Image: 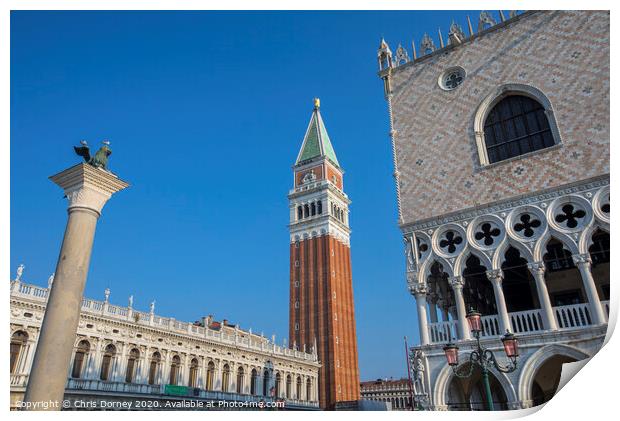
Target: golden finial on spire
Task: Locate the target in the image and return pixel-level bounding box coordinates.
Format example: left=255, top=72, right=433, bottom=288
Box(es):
left=313, top=97, right=320, bottom=109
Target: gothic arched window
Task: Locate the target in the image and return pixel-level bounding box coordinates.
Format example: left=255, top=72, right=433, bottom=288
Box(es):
left=100, top=344, right=116, bottom=381
left=317, top=200, right=323, bottom=214
left=206, top=361, right=215, bottom=390
left=250, top=369, right=258, bottom=395
left=296, top=376, right=302, bottom=399
left=148, top=352, right=161, bottom=385
left=10, top=331, right=29, bottom=374
left=306, top=378, right=312, bottom=401
left=125, top=348, right=139, bottom=383
left=222, top=364, right=231, bottom=392
left=483, top=95, right=554, bottom=164
left=311, top=202, right=316, bottom=216
left=263, top=369, right=270, bottom=396
left=286, top=374, right=292, bottom=398
left=297, top=206, right=303, bottom=220
left=236, top=366, right=245, bottom=394
left=169, top=355, right=181, bottom=385
left=189, top=358, right=199, bottom=388
left=275, top=372, right=281, bottom=397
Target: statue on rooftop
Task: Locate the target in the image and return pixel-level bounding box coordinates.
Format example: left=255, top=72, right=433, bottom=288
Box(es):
left=47, top=273, right=55, bottom=289
left=15, top=264, right=25, bottom=281
left=74, top=140, right=112, bottom=170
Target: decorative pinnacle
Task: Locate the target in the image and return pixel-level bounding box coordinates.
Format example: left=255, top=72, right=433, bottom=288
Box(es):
left=313, top=97, right=320, bottom=110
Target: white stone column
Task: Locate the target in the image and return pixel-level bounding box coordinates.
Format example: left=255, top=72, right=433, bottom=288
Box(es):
left=20, top=339, right=37, bottom=375
left=527, top=261, right=558, bottom=330
left=87, top=340, right=104, bottom=380
left=230, top=362, right=237, bottom=393
left=160, top=352, right=171, bottom=385
left=140, top=348, right=150, bottom=384
left=215, top=361, right=223, bottom=391
left=449, top=276, right=471, bottom=340
left=486, top=269, right=512, bottom=334
left=113, top=343, right=125, bottom=382
left=410, top=283, right=430, bottom=345
left=572, top=253, right=606, bottom=325
left=24, top=163, right=128, bottom=409
left=257, top=367, right=264, bottom=396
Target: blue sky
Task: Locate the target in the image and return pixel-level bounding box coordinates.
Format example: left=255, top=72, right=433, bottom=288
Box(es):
left=11, top=10, right=481, bottom=380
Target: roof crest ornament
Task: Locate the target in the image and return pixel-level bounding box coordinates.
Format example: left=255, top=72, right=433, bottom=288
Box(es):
left=420, top=33, right=436, bottom=55
left=478, top=11, right=497, bottom=32
left=395, top=43, right=410, bottom=66
left=448, top=21, right=466, bottom=45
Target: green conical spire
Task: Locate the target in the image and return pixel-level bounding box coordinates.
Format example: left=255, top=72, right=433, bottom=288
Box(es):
left=295, top=98, right=340, bottom=167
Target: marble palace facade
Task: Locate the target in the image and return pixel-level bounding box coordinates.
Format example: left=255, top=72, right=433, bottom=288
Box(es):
left=378, top=10, right=610, bottom=410
left=10, top=277, right=320, bottom=410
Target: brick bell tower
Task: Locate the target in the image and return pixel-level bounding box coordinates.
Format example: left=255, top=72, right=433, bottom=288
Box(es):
left=288, top=98, right=360, bottom=409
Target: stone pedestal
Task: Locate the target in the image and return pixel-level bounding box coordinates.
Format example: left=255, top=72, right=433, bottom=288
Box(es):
left=23, top=163, right=128, bottom=410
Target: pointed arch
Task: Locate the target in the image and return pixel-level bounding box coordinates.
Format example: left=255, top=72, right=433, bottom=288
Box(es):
left=579, top=222, right=609, bottom=254
left=493, top=238, right=534, bottom=270
left=534, top=232, right=578, bottom=262
left=419, top=255, right=454, bottom=280
left=454, top=246, right=492, bottom=276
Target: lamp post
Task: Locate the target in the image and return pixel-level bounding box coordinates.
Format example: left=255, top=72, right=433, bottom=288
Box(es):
left=442, top=309, right=519, bottom=411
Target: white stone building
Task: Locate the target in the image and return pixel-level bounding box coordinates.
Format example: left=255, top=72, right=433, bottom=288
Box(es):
left=378, top=11, right=610, bottom=410
left=360, top=378, right=413, bottom=410
left=10, top=276, right=320, bottom=410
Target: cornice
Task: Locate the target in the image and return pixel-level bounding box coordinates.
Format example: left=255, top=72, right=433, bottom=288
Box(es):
left=400, top=175, right=609, bottom=234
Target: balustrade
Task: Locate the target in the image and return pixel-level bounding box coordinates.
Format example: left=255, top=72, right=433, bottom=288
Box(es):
left=10, top=281, right=319, bottom=366
left=510, top=309, right=545, bottom=334
left=428, top=320, right=458, bottom=344
left=554, top=303, right=592, bottom=329
left=425, top=302, right=609, bottom=344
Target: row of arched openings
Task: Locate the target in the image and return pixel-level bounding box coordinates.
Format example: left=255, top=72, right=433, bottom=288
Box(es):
left=62, top=344, right=313, bottom=399
left=297, top=201, right=323, bottom=220
left=263, top=370, right=312, bottom=400
left=428, top=229, right=609, bottom=329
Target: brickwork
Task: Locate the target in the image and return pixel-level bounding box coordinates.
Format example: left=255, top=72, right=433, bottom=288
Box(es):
left=387, top=11, right=610, bottom=227
left=289, top=235, right=360, bottom=409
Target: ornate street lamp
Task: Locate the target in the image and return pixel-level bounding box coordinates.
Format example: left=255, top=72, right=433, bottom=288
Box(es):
left=442, top=308, right=519, bottom=411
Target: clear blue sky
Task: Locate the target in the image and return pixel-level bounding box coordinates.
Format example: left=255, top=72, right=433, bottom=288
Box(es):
left=11, top=10, right=480, bottom=381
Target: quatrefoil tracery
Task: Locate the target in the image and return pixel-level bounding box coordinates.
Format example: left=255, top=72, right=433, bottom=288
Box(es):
left=439, top=230, right=463, bottom=254
left=514, top=214, right=542, bottom=238
left=474, top=223, right=501, bottom=246
left=554, top=203, right=586, bottom=229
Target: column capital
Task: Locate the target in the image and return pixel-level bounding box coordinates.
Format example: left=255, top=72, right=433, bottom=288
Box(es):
left=449, top=276, right=465, bottom=290
left=527, top=261, right=546, bottom=275
left=409, top=282, right=428, bottom=297
left=50, top=163, right=129, bottom=215
left=486, top=269, right=504, bottom=283
left=572, top=253, right=592, bottom=266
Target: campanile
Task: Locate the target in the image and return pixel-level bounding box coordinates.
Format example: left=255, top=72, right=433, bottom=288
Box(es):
left=288, top=98, right=360, bottom=409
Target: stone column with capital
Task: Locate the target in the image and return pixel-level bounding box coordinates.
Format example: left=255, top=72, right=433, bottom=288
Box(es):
left=572, top=253, right=606, bottom=325
left=486, top=269, right=512, bottom=334
left=24, top=163, right=128, bottom=409
left=449, top=276, right=471, bottom=340
left=527, top=261, right=558, bottom=330
left=410, top=283, right=430, bottom=345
